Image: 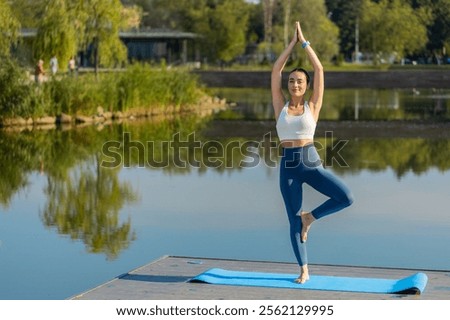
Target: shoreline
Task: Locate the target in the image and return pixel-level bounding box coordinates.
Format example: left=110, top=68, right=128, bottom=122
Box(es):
left=0, top=95, right=228, bottom=130
left=203, top=119, right=450, bottom=139
left=193, top=70, right=450, bottom=89
left=3, top=69, right=449, bottom=130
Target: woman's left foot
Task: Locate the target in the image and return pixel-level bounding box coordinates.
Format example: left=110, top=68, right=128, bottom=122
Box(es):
left=300, top=211, right=315, bottom=243
left=294, top=273, right=310, bottom=284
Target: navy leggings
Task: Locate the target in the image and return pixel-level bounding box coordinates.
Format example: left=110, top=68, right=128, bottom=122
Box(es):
left=279, top=144, right=354, bottom=266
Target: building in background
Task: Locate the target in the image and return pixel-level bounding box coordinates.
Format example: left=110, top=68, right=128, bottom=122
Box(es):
left=17, top=28, right=200, bottom=68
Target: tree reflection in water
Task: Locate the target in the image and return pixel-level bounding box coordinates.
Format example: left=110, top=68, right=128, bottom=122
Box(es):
left=41, top=154, right=138, bottom=260
left=321, top=138, right=450, bottom=179
left=1, top=110, right=449, bottom=258
left=0, top=114, right=208, bottom=259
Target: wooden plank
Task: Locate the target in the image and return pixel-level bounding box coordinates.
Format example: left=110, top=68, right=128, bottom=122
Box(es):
left=71, top=256, right=450, bottom=300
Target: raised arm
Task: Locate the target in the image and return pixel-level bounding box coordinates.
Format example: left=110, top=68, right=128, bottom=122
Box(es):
left=271, top=24, right=299, bottom=120
left=297, top=22, right=324, bottom=122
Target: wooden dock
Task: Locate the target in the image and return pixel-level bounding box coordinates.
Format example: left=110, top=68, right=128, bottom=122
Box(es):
left=71, top=256, right=450, bottom=300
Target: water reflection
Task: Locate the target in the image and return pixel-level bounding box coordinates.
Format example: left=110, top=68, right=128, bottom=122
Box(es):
left=0, top=115, right=210, bottom=259
left=323, top=138, right=450, bottom=178
left=1, top=103, right=450, bottom=299
left=41, top=157, right=138, bottom=260
left=0, top=85, right=450, bottom=259
left=1, top=104, right=449, bottom=261
left=211, top=88, right=450, bottom=121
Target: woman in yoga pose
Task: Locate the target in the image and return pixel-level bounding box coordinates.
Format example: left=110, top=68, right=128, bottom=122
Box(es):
left=271, top=21, right=354, bottom=284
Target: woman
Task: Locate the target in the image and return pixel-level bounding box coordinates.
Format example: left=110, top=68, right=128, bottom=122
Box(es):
left=271, top=21, right=354, bottom=284
left=34, top=59, right=45, bottom=84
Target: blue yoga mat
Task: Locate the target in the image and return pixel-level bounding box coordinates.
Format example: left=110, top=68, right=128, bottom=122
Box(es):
left=190, top=268, right=428, bottom=295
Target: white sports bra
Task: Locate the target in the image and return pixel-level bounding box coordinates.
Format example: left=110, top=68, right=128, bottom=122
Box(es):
left=276, top=101, right=316, bottom=140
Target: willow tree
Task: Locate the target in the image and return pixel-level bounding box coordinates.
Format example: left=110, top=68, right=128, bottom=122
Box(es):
left=10, top=0, right=43, bottom=28
left=75, top=0, right=129, bottom=73
left=33, top=0, right=77, bottom=70
left=0, top=0, right=20, bottom=57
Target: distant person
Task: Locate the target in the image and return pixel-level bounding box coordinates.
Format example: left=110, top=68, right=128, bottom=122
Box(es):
left=50, top=55, right=58, bottom=75
left=271, top=21, right=354, bottom=284
left=68, top=56, right=76, bottom=75
left=34, top=59, right=45, bottom=84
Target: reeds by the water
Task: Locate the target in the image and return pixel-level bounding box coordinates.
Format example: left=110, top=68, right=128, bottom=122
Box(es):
left=0, top=60, right=204, bottom=120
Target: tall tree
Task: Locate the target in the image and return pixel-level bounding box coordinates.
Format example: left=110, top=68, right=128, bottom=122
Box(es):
left=10, top=0, right=43, bottom=28
left=283, top=0, right=292, bottom=47
left=360, top=0, right=431, bottom=63
left=33, top=0, right=77, bottom=70
left=202, top=0, right=250, bottom=63
left=133, top=0, right=250, bottom=64
left=262, top=0, right=276, bottom=44
left=408, top=0, right=450, bottom=60
left=76, top=0, right=129, bottom=73
left=271, top=0, right=339, bottom=64
left=325, top=0, right=364, bottom=60
left=129, top=0, right=184, bottom=29
left=0, top=0, right=20, bottom=57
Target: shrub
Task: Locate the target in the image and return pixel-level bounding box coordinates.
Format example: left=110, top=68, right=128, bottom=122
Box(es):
left=0, top=56, right=35, bottom=118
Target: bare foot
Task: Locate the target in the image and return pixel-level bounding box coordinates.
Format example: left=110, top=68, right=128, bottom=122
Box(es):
left=300, top=211, right=315, bottom=243
left=294, top=274, right=310, bottom=284
left=295, top=267, right=310, bottom=284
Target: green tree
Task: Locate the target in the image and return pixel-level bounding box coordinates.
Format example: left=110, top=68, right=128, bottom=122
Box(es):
left=33, top=0, right=77, bottom=71
left=269, top=0, right=339, bottom=65
left=360, top=0, right=431, bottom=63
left=129, top=0, right=250, bottom=64
left=129, top=0, right=181, bottom=28
left=75, top=0, right=129, bottom=72
left=182, top=0, right=250, bottom=64
left=10, top=0, right=44, bottom=28
left=0, top=0, right=20, bottom=57
left=262, top=0, right=276, bottom=44
left=325, top=0, right=364, bottom=60
left=408, top=0, right=450, bottom=61
left=202, top=0, right=250, bottom=63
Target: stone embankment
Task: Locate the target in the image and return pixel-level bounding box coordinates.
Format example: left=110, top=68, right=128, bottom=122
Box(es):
left=0, top=95, right=228, bottom=130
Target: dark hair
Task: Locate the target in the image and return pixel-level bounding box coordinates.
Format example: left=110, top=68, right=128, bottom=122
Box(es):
left=289, top=67, right=310, bottom=85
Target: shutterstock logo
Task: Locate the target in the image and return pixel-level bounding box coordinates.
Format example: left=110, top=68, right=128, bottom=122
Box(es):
left=100, top=131, right=349, bottom=169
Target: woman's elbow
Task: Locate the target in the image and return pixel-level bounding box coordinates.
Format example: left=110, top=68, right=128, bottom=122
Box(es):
left=315, top=64, right=324, bottom=73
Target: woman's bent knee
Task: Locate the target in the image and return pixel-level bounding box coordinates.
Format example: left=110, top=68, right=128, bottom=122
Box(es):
left=343, top=191, right=354, bottom=207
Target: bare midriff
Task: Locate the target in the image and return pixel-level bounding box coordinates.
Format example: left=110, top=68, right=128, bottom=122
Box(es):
left=280, top=139, right=314, bottom=148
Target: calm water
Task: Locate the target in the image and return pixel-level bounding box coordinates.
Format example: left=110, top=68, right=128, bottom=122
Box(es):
left=1, top=88, right=449, bottom=299
left=211, top=88, right=450, bottom=121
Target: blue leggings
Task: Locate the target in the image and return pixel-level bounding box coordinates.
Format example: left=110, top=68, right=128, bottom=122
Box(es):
left=279, top=144, right=354, bottom=266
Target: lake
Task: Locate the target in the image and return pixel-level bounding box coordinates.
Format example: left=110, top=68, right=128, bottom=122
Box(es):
left=0, top=88, right=449, bottom=299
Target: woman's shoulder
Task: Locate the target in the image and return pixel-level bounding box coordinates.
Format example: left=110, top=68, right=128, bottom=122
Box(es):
left=305, top=100, right=315, bottom=114
left=280, top=101, right=289, bottom=112
left=304, top=100, right=311, bottom=108
left=275, top=101, right=288, bottom=121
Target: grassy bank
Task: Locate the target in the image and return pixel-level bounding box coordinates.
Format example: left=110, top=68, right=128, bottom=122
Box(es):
left=0, top=58, right=207, bottom=124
